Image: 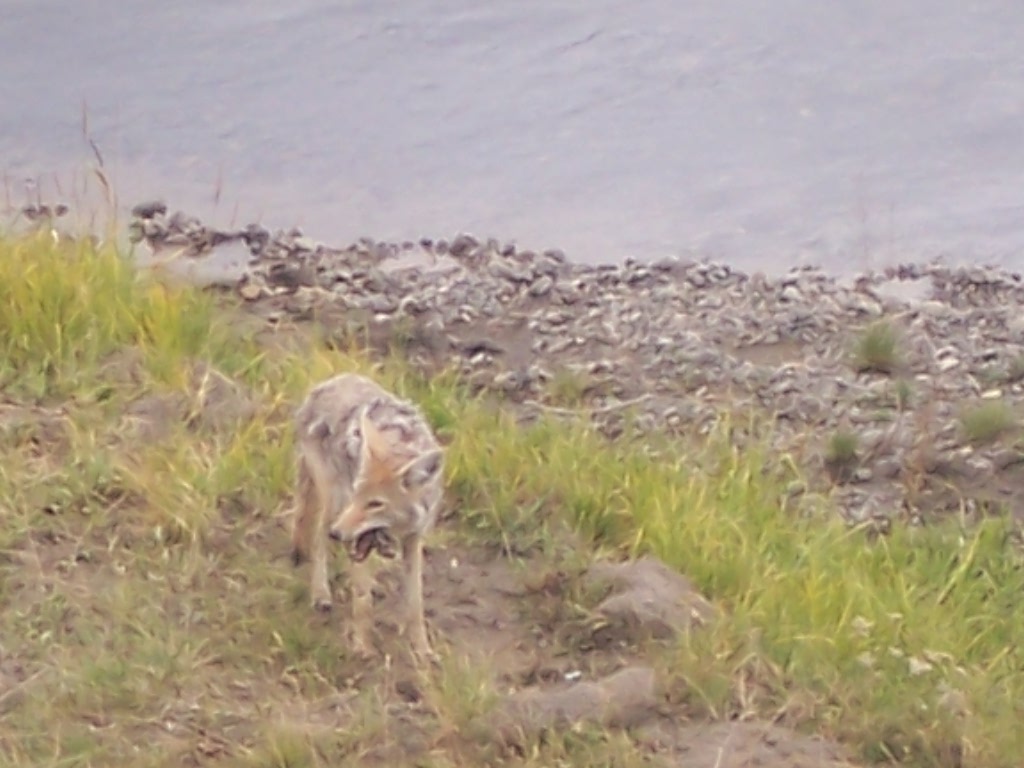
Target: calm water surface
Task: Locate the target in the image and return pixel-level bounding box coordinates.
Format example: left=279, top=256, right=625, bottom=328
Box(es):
left=2, top=1, right=1023, bottom=274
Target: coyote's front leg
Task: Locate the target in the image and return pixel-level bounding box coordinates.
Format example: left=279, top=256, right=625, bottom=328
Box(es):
left=296, top=454, right=344, bottom=613
left=349, top=559, right=376, bottom=657
left=402, top=534, right=434, bottom=661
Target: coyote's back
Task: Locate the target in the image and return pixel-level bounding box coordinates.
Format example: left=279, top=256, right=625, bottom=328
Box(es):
left=290, top=372, right=445, bottom=661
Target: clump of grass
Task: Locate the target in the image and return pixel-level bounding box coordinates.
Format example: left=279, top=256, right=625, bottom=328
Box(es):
left=1005, top=354, right=1024, bottom=384
left=853, top=320, right=901, bottom=375
left=385, top=314, right=420, bottom=354
left=0, top=233, right=244, bottom=397
left=547, top=367, right=592, bottom=405
left=424, top=651, right=501, bottom=748
left=894, top=378, right=914, bottom=410
left=826, top=428, right=859, bottom=464
left=960, top=400, right=1019, bottom=445
left=823, top=428, right=860, bottom=483
left=319, top=307, right=374, bottom=353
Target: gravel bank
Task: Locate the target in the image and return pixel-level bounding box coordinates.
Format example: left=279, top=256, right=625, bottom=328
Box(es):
left=116, top=201, right=1024, bottom=529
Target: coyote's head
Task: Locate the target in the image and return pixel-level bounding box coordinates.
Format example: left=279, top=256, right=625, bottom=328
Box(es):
left=328, top=408, right=443, bottom=558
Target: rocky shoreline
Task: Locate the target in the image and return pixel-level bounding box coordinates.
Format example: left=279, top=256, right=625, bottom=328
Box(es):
left=97, top=202, right=1024, bottom=529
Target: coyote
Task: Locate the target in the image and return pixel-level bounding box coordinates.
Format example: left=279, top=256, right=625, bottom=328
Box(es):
left=291, top=373, right=444, bottom=660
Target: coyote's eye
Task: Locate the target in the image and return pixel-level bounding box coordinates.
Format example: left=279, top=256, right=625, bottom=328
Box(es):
left=365, top=499, right=386, bottom=513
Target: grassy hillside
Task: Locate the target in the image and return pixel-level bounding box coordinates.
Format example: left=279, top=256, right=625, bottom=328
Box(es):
left=1, top=232, right=1022, bottom=766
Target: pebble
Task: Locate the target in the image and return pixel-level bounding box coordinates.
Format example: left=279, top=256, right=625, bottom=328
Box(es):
left=131, top=200, right=168, bottom=219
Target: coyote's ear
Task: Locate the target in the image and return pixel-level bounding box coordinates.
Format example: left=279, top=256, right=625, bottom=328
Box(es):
left=308, top=418, right=331, bottom=441
left=399, top=450, right=443, bottom=490
left=359, top=408, right=387, bottom=460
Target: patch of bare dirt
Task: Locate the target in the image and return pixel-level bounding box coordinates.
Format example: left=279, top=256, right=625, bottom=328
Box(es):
left=0, top=402, right=72, bottom=456
left=728, top=339, right=809, bottom=368
left=0, top=651, right=37, bottom=719
left=351, top=543, right=543, bottom=682
left=121, top=360, right=256, bottom=441
left=97, top=347, right=148, bottom=389
left=637, top=720, right=858, bottom=768
left=303, top=539, right=862, bottom=767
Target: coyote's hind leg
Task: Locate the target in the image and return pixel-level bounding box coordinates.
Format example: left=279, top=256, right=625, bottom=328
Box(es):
left=290, top=455, right=316, bottom=566
left=298, top=450, right=337, bottom=612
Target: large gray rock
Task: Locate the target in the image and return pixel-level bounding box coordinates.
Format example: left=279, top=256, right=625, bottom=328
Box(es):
left=586, top=556, right=718, bottom=643
left=489, top=666, right=658, bottom=745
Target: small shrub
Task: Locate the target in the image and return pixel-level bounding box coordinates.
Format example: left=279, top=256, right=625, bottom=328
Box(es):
left=960, top=401, right=1018, bottom=445
left=1006, top=355, right=1024, bottom=384
left=824, top=429, right=860, bottom=484
left=894, top=379, right=913, bottom=410
left=853, top=321, right=901, bottom=375
left=548, top=367, right=592, bottom=405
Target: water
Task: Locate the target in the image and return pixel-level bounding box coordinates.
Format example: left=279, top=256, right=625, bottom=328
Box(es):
left=3, top=0, right=1023, bottom=274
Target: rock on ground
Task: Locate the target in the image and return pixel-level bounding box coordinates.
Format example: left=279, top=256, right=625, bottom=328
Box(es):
left=586, top=556, right=718, bottom=643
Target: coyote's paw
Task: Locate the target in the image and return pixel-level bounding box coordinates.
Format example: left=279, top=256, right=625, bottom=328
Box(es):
left=415, top=650, right=440, bottom=669
left=311, top=596, right=333, bottom=613
left=349, top=636, right=376, bottom=661
left=410, top=639, right=439, bottom=668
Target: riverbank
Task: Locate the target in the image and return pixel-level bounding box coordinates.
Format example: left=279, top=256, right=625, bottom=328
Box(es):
left=135, top=201, right=1024, bottom=532
left=2, top=213, right=1023, bottom=766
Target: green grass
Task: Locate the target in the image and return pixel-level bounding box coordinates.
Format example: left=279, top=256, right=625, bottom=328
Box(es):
left=824, top=428, right=860, bottom=483
left=545, top=367, right=594, bottom=405
left=853, top=320, right=902, bottom=375
left=1, top=232, right=1024, bottom=766
left=960, top=400, right=1019, bottom=446
left=895, top=378, right=914, bottom=410
left=1005, top=354, right=1024, bottom=385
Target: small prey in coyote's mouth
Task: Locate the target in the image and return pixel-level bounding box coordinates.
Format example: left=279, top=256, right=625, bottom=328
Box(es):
left=351, top=527, right=398, bottom=562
